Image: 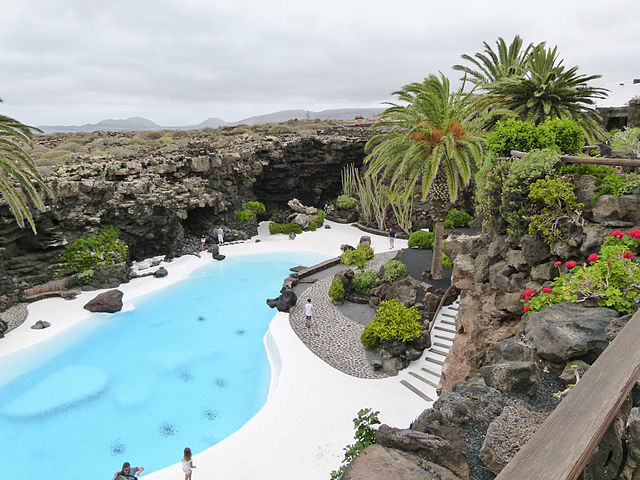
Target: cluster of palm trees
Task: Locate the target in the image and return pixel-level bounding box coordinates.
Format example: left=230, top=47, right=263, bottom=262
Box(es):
left=364, top=36, right=608, bottom=279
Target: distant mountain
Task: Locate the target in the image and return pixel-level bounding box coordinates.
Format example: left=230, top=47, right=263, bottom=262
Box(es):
left=36, top=108, right=385, bottom=134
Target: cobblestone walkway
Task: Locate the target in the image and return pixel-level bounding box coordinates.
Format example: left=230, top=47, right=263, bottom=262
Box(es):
left=289, top=251, right=398, bottom=379
left=3, top=303, right=28, bottom=333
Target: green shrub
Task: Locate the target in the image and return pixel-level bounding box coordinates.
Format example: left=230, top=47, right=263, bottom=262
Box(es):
left=526, top=176, right=583, bottom=242
left=341, top=249, right=367, bottom=270
left=308, top=210, right=325, bottom=231
left=356, top=242, right=374, bottom=260
left=525, top=230, right=640, bottom=314
left=329, top=280, right=345, bottom=301
left=408, top=231, right=434, bottom=249
left=236, top=209, right=252, bottom=221
left=442, top=253, right=452, bottom=269
left=237, top=201, right=266, bottom=221
left=360, top=323, right=379, bottom=349
left=444, top=208, right=473, bottom=229
left=485, top=118, right=585, bottom=157
left=62, top=225, right=128, bottom=278
left=384, top=260, right=408, bottom=283
left=559, top=163, right=615, bottom=180
left=268, top=222, right=302, bottom=235
left=610, top=127, right=640, bottom=154
left=330, top=409, right=381, bottom=480
left=336, top=195, right=358, bottom=210
left=367, top=299, right=422, bottom=343
left=593, top=171, right=640, bottom=200
left=352, top=271, right=378, bottom=295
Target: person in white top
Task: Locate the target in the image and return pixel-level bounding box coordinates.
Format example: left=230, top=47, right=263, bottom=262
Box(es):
left=182, top=447, right=196, bottom=480
left=304, top=298, right=313, bottom=328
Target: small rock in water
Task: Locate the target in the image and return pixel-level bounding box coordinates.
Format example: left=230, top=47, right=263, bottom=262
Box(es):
left=197, top=315, right=205, bottom=321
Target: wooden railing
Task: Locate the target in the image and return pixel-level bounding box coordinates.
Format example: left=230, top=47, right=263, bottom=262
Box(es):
left=511, top=150, right=640, bottom=167
left=496, top=309, right=640, bottom=480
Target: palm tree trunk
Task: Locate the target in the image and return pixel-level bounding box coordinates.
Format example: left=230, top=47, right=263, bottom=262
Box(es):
left=431, top=220, right=444, bottom=280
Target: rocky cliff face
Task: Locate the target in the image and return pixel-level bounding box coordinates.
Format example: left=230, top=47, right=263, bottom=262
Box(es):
left=0, top=127, right=372, bottom=297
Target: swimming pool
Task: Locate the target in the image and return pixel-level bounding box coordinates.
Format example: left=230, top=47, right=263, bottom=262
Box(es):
left=0, top=251, right=328, bottom=480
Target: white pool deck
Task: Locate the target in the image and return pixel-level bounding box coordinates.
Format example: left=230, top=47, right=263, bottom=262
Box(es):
left=0, top=221, right=437, bottom=480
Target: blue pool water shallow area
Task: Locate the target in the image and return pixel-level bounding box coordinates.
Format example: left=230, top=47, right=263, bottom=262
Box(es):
left=0, top=251, right=328, bottom=480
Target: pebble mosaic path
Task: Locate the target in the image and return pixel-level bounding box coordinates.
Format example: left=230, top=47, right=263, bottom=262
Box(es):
left=2, top=303, right=28, bottom=333
left=289, top=250, right=398, bottom=379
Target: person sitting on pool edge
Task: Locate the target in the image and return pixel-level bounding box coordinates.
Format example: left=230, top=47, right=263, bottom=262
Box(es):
left=113, top=462, right=144, bottom=480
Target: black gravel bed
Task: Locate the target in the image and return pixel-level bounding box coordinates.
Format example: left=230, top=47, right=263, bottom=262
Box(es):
left=395, top=248, right=452, bottom=292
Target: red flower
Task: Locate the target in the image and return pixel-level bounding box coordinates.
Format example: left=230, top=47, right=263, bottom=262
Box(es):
left=627, top=229, right=640, bottom=239
left=522, top=288, right=535, bottom=299
left=523, top=305, right=530, bottom=313
left=565, top=261, right=576, bottom=268
left=588, top=254, right=598, bottom=262
left=554, top=261, right=562, bottom=267
left=542, top=287, right=553, bottom=293
left=610, top=230, right=624, bottom=238
left=624, top=251, right=634, bottom=259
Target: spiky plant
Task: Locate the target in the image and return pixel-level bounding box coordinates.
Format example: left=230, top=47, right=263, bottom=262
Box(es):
left=0, top=99, right=50, bottom=232
left=453, top=35, right=537, bottom=88
left=486, top=44, right=608, bottom=141
left=365, top=74, right=486, bottom=279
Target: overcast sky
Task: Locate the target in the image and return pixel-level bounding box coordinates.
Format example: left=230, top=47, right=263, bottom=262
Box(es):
left=2, top=0, right=639, bottom=126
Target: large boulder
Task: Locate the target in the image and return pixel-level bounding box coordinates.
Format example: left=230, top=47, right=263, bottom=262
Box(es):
left=524, top=302, right=619, bottom=365
left=520, top=232, right=551, bottom=266
left=376, top=424, right=469, bottom=479
left=83, top=289, right=124, bottom=313
left=341, top=444, right=462, bottom=480
left=444, top=234, right=482, bottom=263
left=287, top=198, right=317, bottom=215
left=266, top=287, right=297, bottom=312
left=480, top=361, right=539, bottom=394
left=592, top=193, right=640, bottom=225
left=290, top=212, right=316, bottom=229
left=479, top=406, right=549, bottom=475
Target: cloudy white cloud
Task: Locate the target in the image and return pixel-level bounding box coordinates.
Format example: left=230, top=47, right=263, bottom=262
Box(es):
left=2, top=0, right=639, bottom=125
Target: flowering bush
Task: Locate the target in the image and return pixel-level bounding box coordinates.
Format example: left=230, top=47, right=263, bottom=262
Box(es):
left=524, top=231, right=640, bottom=314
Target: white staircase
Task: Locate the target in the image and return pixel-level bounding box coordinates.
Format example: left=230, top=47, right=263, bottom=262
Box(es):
left=398, top=297, right=459, bottom=403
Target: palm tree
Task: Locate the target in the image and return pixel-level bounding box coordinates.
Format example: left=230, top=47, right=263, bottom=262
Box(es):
left=486, top=44, right=608, bottom=140
left=0, top=99, right=49, bottom=232
left=453, top=35, right=536, bottom=89
left=365, top=74, right=485, bottom=279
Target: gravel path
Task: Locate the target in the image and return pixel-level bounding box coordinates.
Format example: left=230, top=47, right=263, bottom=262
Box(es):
left=2, top=303, right=28, bottom=333
left=289, top=250, right=398, bottom=379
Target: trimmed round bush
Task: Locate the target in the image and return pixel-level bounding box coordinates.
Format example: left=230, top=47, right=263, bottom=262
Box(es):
left=328, top=280, right=345, bottom=301
left=356, top=242, right=374, bottom=260
left=336, top=195, right=358, bottom=210
left=384, top=260, right=408, bottom=283
left=444, top=208, right=473, bottom=229
left=269, top=222, right=302, bottom=235
left=361, top=323, right=379, bottom=349
left=341, top=250, right=367, bottom=270
left=352, top=271, right=378, bottom=295
left=408, top=231, right=434, bottom=249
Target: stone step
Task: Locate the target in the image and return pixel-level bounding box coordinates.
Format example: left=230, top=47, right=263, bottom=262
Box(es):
left=433, top=341, right=451, bottom=349
left=434, top=325, right=456, bottom=334
left=425, top=356, right=444, bottom=366
left=421, top=367, right=441, bottom=378
left=400, top=380, right=434, bottom=402
left=429, top=348, right=449, bottom=357
left=409, top=371, right=439, bottom=389
left=441, top=319, right=456, bottom=326
left=441, top=312, right=457, bottom=319
left=434, top=334, right=454, bottom=342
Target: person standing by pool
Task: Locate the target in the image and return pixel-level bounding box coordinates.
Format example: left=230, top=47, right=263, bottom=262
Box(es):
left=305, top=298, right=313, bottom=328
left=200, top=235, right=206, bottom=250
left=389, top=228, right=396, bottom=249
left=113, top=462, right=144, bottom=479
left=182, top=447, right=196, bottom=480
left=217, top=227, right=225, bottom=246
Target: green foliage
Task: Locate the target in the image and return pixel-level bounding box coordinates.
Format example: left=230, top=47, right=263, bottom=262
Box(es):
left=235, top=209, right=252, bottom=221
left=559, top=163, right=615, bottom=180
left=356, top=242, right=374, bottom=260
left=444, top=208, right=473, bottom=229
left=539, top=118, right=585, bottom=155
left=268, top=209, right=289, bottom=224
left=384, top=260, right=408, bottom=283
left=360, top=323, right=379, bottom=349
left=408, top=230, right=434, bottom=249
left=329, top=279, right=345, bottom=301
left=609, top=127, right=640, bottom=154
left=526, top=231, right=640, bottom=314
left=526, top=176, right=583, bottom=242
left=330, top=409, right=381, bottom=480
left=236, top=201, right=265, bottom=222
left=352, top=271, right=378, bottom=295
left=62, top=225, right=128, bottom=277
left=341, top=249, right=367, bottom=270
left=268, top=222, right=302, bottom=235
left=308, top=210, right=325, bottom=231
left=442, top=252, right=452, bottom=269
left=365, top=299, right=422, bottom=344
left=592, top=171, right=640, bottom=200
left=336, top=194, right=358, bottom=210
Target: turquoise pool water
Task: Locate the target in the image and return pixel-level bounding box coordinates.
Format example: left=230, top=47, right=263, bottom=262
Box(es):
left=0, top=251, right=327, bottom=480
